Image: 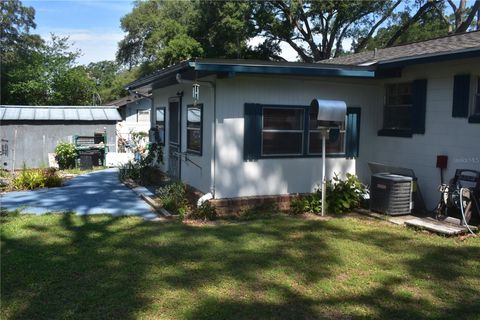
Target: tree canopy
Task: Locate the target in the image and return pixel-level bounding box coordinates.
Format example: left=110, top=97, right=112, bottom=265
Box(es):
left=117, top=0, right=271, bottom=75
left=1, top=0, right=96, bottom=105
left=2, top=0, right=479, bottom=105
left=254, top=0, right=480, bottom=61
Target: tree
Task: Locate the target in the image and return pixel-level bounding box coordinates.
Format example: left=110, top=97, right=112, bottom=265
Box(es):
left=117, top=0, right=260, bottom=74
left=444, top=0, right=480, bottom=32
left=364, top=7, right=449, bottom=50
left=86, top=61, right=141, bottom=103
left=1, top=0, right=96, bottom=105
left=5, top=35, right=96, bottom=105
left=0, top=0, right=37, bottom=50
left=253, top=0, right=480, bottom=62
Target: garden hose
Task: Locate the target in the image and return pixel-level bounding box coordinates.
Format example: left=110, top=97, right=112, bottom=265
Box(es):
left=460, top=188, right=476, bottom=235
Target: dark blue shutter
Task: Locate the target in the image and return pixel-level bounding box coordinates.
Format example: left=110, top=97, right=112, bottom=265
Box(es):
left=411, top=79, right=427, bottom=134
left=345, top=107, right=361, bottom=158
left=244, top=103, right=261, bottom=161
left=452, top=74, right=470, bottom=118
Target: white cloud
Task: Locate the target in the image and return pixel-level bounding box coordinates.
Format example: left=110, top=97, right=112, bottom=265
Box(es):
left=37, top=27, right=124, bottom=65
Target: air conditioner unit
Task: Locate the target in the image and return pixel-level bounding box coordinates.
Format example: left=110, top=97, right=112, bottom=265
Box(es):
left=370, top=173, right=413, bottom=215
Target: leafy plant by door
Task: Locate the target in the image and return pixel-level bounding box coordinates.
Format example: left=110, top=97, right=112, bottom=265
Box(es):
left=55, top=143, right=78, bottom=169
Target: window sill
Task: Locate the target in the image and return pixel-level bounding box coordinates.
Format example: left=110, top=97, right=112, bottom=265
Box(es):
left=468, top=114, right=480, bottom=123
left=377, top=129, right=413, bottom=137
left=186, top=150, right=202, bottom=157
left=259, top=154, right=348, bottom=159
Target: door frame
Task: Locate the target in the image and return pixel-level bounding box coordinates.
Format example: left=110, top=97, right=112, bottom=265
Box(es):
left=168, top=95, right=182, bottom=180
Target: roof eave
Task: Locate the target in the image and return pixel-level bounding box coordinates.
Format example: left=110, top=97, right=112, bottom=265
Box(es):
left=193, top=61, right=375, bottom=78
left=377, top=47, right=480, bottom=69
left=125, top=60, right=194, bottom=91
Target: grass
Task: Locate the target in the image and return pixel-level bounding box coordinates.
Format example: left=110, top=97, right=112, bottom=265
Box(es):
left=1, top=213, right=479, bottom=320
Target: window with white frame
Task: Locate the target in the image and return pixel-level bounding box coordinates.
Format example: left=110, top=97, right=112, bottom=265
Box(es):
left=187, top=104, right=202, bottom=154
left=137, top=109, right=150, bottom=122
left=308, top=110, right=346, bottom=155
left=155, top=107, right=166, bottom=145
left=261, top=107, right=304, bottom=156
left=383, top=83, right=412, bottom=130
left=473, top=76, right=480, bottom=115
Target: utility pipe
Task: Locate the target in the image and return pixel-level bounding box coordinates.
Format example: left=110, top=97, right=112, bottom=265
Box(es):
left=321, top=129, right=327, bottom=216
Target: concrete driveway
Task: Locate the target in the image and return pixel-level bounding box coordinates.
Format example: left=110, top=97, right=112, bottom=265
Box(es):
left=0, top=168, right=158, bottom=220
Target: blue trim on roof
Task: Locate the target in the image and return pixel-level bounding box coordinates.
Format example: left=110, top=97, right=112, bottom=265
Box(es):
left=193, top=63, right=375, bottom=78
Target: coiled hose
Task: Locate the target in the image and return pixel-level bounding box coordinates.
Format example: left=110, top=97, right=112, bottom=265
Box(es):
left=459, top=187, right=479, bottom=236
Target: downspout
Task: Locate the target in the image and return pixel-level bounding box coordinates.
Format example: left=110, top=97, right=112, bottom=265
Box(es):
left=176, top=73, right=217, bottom=199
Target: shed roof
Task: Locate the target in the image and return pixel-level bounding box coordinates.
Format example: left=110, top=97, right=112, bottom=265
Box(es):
left=0, top=105, right=122, bottom=121
left=323, top=30, right=480, bottom=66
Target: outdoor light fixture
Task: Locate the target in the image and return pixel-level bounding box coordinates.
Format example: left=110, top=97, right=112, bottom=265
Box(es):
left=310, top=98, right=347, bottom=216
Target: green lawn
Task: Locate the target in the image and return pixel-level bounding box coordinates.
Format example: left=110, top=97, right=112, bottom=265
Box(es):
left=1, top=213, right=479, bottom=320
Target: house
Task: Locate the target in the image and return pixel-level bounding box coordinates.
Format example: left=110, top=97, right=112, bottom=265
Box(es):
left=106, top=95, right=152, bottom=153
left=126, top=31, right=480, bottom=210
left=0, top=105, right=121, bottom=170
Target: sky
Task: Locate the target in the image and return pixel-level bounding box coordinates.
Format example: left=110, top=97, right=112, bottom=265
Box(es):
left=24, top=0, right=134, bottom=65
left=24, top=0, right=300, bottom=66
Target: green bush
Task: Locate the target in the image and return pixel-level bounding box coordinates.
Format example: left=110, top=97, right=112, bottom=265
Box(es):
left=290, top=193, right=322, bottom=215
left=290, top=173, right=365, bottom=215
left=326, top=173, right=366, bottom=214
left=157, top=181, right=190, bottom=216
left=119, top=161, right=142, bottom=182
left=55, top=143, right=77, bottom=169
left=118, top=143, right=164, bottom=185
left=13, top=165, right=63, bottom=190
left=192, top=201, right=217, bottom=221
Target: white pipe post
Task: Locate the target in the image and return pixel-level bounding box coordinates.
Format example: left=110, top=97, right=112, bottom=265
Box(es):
left=321, top=130, right=327, bottom=216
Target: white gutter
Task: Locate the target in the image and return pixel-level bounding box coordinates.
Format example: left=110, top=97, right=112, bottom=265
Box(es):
left=176, top=73, right=217, bottom=198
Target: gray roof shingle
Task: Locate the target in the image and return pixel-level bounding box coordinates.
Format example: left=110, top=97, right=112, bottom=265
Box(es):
left=0, top=105, right=122, bottom=121
left=322, top=31, right=480, bottom=66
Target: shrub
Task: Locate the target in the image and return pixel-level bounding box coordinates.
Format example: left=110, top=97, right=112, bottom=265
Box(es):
left=290, top=198, right=307, bottom=215
left=13, top=165, right=63, bottom=190
left=55, top=143, right=77, bottom=169
left=118, top=143, right=164, bottom=185
left=289, top=173, right=365, bottom=215
left=326, top=173, right=366, bottom=214
left=290, top=193, right=322, bottom=215
left=157, top=181, right=190, bottom=216
left=192, top=201, right=217, bottom=221
left=119, top=161, right=142, bottom=182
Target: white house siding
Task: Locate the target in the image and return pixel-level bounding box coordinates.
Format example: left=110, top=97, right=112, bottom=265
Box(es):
left=361, top=58, right=480, bottom=209
left=214, top=74, right=380, bottom=199
left=152, top=80, right=214, bottom=194
left=116, top=98, right=151, bottom=148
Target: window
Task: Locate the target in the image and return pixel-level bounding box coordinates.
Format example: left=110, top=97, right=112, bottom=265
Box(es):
left=383, top=83, right=412, bottom=130
left=137, top=109, right=150, bottom=122
left=262, top=107, right=304, bottom=155
left=244, top=104, right=361, bottom=160
left=155, top=107, right=166, bottom=145
left=474, top=76, right=480, bottom=114
left=308, top=109, right=345, bottom=155
left=468, top=76, right=480, bottom=123
left=187, top=104, right=202, bottom=154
